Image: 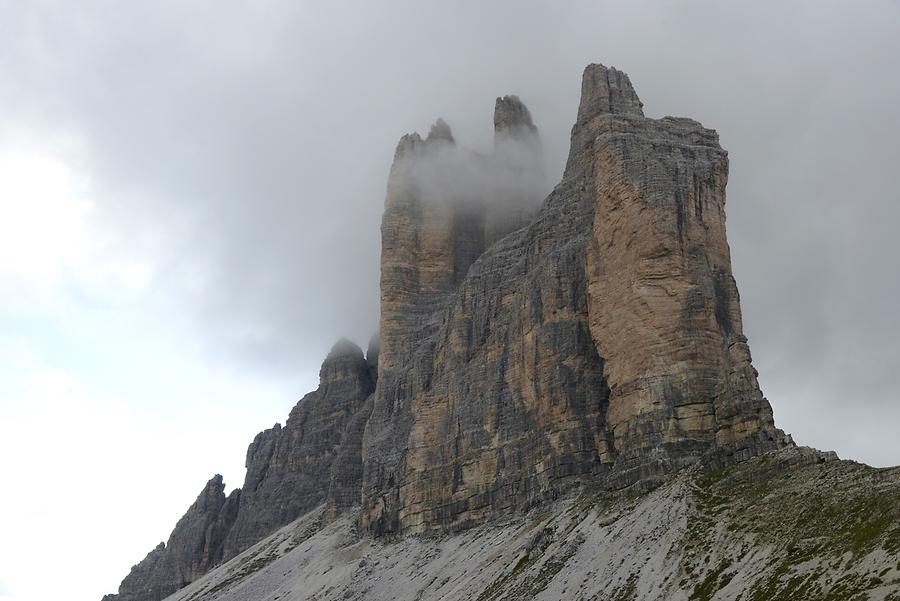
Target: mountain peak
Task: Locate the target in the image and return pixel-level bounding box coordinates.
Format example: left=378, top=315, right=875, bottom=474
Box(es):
left=578, top=63, right=644, bottom=121
left=494, top=94, right=538, bottom=143
left=326, top=338, right=364, bottom=361
left=103, top=60, right=899, bottom=601
left=426, top=118, right=454, bottom=143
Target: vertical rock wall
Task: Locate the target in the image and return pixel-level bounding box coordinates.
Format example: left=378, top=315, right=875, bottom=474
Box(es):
left=582, top=65, right=784, bottom=485
left=363, top=89, right=613, bottom=535
left=104, top=61, right=791, bottom=601
left=222, top=339, right=375, bottom=558
left=361, top=64, right=787, bottom=535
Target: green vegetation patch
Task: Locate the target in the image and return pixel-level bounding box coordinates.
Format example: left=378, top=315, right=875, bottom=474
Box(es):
left=691, top=557, right=734, bottom=601
left=202, top=538, right=284, bottom=598
left=689, top=456, right=900, bottom=600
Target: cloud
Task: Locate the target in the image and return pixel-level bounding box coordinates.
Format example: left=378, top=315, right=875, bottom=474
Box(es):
left=0, top=150, right=93, bottom=298
left=1, top=2, right=899, bottom=600
left=394, top=112, right=546, bottom=211
left=0, top=331, right=308, bottom=601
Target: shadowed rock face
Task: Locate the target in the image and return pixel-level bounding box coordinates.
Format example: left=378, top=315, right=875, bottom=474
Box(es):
left=102, top=476, right=239, bottom=601
left=361, top=63, right=787, bottom=535
left=222, top=338, right=375, bottom=558
left=105, top=340, right=376, bottom=601
left=364, top=99, right=610, bottom=535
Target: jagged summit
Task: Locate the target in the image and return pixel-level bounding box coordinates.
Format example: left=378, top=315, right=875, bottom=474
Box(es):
left=203, top=473, right=223, bottom=488
left=102, top=61, right=898, bottom=601
left=364, top=60, right=786, bottom=536
left=393, top=118, right=456, bottom=162
left=102, top=474, right=239, bottom=601
left=494, top=94, right=538, bottom=142
left=426, top=117, right=454, bottom=143
left=578, top=63, right=644, bottom=121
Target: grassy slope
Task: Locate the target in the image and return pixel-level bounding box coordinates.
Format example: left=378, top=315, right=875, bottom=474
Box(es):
left=686, top=452, right=900, bottom=600
left=165, top=448, right=900, bottom=601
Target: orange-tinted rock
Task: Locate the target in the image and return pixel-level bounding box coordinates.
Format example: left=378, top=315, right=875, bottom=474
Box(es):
left=582, top=65, right=783, bottom=482
left=361, top=64, right=787, bottom=535
left=104, top=62, right=793, bottom=601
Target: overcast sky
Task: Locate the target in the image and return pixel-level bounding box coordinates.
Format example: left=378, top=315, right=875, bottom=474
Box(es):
left=1, top=2, right=898, bottom=601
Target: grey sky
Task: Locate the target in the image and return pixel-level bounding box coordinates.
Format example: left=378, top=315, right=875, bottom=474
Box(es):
left=1, top=2, right=898, bottom=600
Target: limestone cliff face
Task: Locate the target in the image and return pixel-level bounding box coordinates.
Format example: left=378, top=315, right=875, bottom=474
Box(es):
left=105, top=61, right=795, bottom=600
left=580, top=65, right=783, bottom=483
left=102, top=476, right=239, bottom=601
left=361, top=64, right=787, bottom=535
left=365, top=96, right=562, bottom=535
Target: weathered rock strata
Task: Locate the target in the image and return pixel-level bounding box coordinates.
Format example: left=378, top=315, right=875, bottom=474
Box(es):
left=105, top=62, right=802, bottom=600
left=361, top=64, right=787, bottom=536
left=222, top=338, right=375, bottom=558
left=580, top=66, right=787, bottom=486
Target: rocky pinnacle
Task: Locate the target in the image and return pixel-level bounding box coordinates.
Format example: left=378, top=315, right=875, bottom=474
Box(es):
left=361, top=63, right=787, bottom=535
left=103, top=62, right=793, bottom=601
left=494, top=94, right=538, bottom=143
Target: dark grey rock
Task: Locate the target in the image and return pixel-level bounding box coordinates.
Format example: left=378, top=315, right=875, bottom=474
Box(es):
left=102, top=475, right=238, bottom=601
left=104, top=339, right=375, bottom=600
left=222, top=338, right=375, bottom=558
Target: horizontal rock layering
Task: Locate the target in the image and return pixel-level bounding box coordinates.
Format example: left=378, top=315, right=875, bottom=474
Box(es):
left=361, top=63, right=788, bottom=535
left=104, top=63, right=791, bottom=600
